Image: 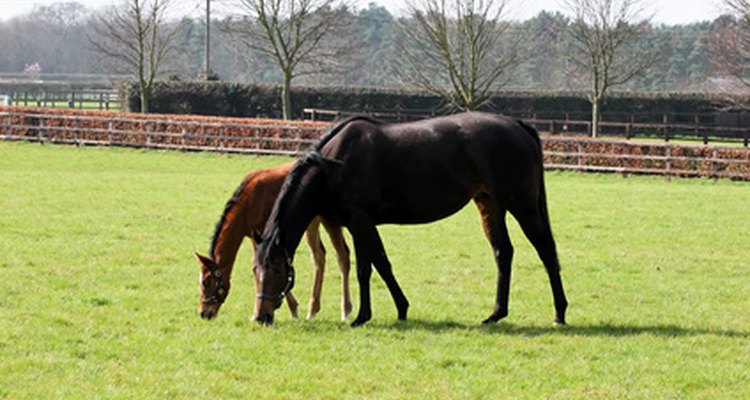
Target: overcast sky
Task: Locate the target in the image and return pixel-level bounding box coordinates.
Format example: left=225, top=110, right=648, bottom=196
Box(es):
left=0, top=0, right=726, bottom=25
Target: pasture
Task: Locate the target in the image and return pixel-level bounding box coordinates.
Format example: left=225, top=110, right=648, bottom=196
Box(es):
left=0, top=141, right=748, bottom=398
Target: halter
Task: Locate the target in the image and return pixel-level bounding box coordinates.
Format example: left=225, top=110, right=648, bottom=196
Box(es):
left=201, top=268, right=228, bottom=305
left=256, top=265, right=295, bottom=301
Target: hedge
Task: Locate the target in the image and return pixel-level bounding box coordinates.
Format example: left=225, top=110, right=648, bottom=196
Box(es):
left=121, top=81, right=740, bottom=120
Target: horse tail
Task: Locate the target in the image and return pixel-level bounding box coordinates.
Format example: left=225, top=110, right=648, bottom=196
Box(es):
left=313, top=115, right=381, bottom=152
left=515, top=119, right=552, bottom=228
left=515, top=119, right=542, bottom=153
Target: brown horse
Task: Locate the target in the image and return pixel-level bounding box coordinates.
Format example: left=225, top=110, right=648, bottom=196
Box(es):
left=196, top=162, right=352, bottom=321
left=253, top=112, right=568, bottom=327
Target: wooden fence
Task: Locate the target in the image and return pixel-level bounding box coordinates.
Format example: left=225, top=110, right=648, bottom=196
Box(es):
left=5, top=90, right=120, bottom=111
left=303, top=108, right=750, bottom=147
left=1, top=108, right=748, bottom=180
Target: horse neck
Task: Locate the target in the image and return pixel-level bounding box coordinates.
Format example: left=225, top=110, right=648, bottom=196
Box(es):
left=211, top=218, right=245, bottom=273
left=211, top=193, right=256, bottom=275
left=266, top=165, right=325, bottom=260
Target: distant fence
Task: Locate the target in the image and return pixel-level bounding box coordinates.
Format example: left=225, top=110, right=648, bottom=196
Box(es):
left=1, top=107, right=748, bottom=180
left=303, top=108, right=750, bottom=147
left=0, top=107, right=328, bottom=156
left=4, top=90, right=120, bottom=111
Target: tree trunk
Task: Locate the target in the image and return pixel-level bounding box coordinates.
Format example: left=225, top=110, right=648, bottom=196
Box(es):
left=281, top=72, right=292, bottom=120
left=591, top=99, right=600, bottom=138
left=140, top=86, right=150, bottom=114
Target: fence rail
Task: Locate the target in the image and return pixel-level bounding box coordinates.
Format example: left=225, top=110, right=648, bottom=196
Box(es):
left=4, top=91, right=120, bottom=111
left=2, top=108, right=748, bottom=180
left=303, top=108, right=750, bottom=147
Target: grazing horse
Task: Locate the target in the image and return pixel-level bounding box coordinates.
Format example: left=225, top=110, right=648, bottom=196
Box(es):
left=196, top=162, right=352, bottom=321
left=254, top=112, right=568, bottom=327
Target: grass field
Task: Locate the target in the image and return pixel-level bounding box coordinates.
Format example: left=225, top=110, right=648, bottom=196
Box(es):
left=0, top=141, right=748, bottom=399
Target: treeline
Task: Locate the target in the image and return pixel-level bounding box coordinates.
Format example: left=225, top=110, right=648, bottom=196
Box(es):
left=0, top=2, right=736, bottom=93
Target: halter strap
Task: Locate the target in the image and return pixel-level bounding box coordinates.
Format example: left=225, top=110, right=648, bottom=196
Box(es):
left=201, top=269, right=228, bottom=305
left=256, top=266, right=295, bottom=301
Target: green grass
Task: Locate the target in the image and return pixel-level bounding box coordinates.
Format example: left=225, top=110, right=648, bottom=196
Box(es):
left=0, top=141, right=748, bottom=399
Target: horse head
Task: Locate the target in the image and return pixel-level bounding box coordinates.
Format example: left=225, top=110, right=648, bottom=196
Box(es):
left=252, top=233, right=295, bottom=325
left=196, top=253, right=231, bottom=320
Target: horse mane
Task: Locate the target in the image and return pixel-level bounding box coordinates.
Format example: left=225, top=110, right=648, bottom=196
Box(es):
left=262, top=116, right=380, bottom=242
left=279, top=115, right=381, bottom=216
left=266, top=151, right=322, bottom=237
left=209, top=173, right=254, bottom=259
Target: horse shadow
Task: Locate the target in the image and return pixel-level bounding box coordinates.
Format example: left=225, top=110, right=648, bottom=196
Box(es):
left=374, top=318, right=749, bottom=339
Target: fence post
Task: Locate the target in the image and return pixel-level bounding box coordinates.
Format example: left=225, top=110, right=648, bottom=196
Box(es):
left=38, top=116, right=45, bottom=144
left=219, top=126, right=225, bottom=154
left=108, top=120, right=114, bottom=145
left=577, top=141, right=583, bottom=172
left=664, top=145, right=671, bottom=181
left=1, top=112, right=8, bottom=137
left=255, top=127, right=261, bottom=153
left=146, top=122, right=152, bottom=149
left=75, top=118, right=81, bottom=146
left=69, top=92, right=75, bottom=109
left=711, top=148, right=718, bottom=180
left=181, top=124, right=188, bottom=151
left=662, top=114, right=670, bottom=142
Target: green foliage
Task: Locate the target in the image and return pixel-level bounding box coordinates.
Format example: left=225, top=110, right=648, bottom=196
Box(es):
left=1, top=141, right=748, bottom=398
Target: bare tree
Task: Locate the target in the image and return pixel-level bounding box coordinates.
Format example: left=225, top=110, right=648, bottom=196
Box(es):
left=90, top=0, right=181, bottom=113
left=225, top=0, right=354, bottom=120
left=712, top=0, right=750, bottom=106
left=33, top=2, right=92, bottom=74
left=399, top=0, right=521, bottom=111
left=564, top=0, right=657, bottom=137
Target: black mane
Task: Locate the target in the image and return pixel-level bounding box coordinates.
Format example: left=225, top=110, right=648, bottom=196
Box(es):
left=271, top=115, right=380, bottom=226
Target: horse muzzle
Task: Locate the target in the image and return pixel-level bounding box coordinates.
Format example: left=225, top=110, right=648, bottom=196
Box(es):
left=255, top=310, right=275, bottom=325
left=200, top=309, right=217, bottom=320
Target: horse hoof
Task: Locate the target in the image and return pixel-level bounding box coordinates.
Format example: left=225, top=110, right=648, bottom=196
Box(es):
left=481, top=313, right=505, bottom=325
left=350, top=316, right=370, bottom=327
left=342, top=303, right=352, bottom=320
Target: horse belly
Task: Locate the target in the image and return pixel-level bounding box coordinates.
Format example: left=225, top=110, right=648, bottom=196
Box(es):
left=375, top=166, right=479, bottom=224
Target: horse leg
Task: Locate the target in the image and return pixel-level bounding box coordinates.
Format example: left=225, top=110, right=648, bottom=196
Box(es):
left=322, top=219, right=353, bottom=320
left=369, top=233, right=409, bottom=321
left=305, top=217, right=326, bottom=319
left=285, top=291, right=299, bottom=319
left=348, top=211, right=409, bottom=327
left=474, top=195, right=514, bottom=324
left=350, top=230, right=373, bottom=327
left=512, top=207, right=568, bottom=325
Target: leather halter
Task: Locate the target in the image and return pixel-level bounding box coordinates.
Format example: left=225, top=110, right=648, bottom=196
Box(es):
left=201, top=269, right=228, bottom=305
left=256, top=265, right=295, bottom=301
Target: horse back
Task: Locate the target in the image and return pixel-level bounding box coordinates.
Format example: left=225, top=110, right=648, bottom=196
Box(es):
left=318, top=112, right=544, bottom=223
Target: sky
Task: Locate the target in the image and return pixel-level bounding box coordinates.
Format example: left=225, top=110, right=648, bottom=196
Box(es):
left=0, top=0, right=726, bottom=25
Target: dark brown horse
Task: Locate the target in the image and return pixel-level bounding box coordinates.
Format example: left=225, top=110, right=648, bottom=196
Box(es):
left=197, top=162, right=352, bottom=321
left=254, top=112, right=568, bottom=327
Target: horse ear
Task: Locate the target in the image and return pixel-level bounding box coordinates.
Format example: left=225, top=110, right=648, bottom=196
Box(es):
left=196, top=253, right=214, bottom=269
